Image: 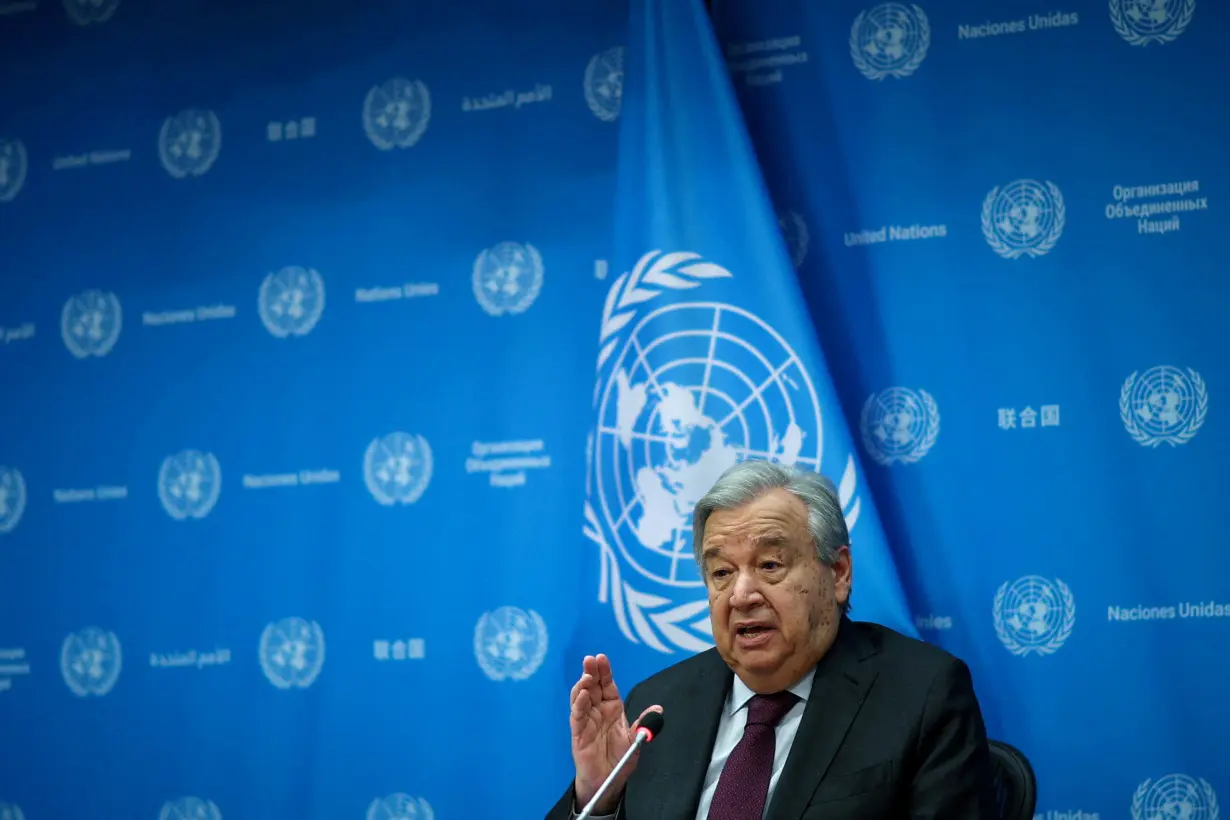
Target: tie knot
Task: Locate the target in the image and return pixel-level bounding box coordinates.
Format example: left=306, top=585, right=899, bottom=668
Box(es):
left=746, top=691, right=798, bottom=727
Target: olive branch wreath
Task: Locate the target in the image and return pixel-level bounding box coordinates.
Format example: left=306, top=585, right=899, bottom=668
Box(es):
left=582, top=250, right=862, bottom=653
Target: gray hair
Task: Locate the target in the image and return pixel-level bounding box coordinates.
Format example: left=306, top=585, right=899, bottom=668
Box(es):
left=692, top=458, right=850, bottom=574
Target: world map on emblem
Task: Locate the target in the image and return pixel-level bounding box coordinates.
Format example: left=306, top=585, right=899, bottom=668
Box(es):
left=593, top=302, right=822, bottom=589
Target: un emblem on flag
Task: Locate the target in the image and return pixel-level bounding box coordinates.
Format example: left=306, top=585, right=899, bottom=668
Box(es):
left=1120, top=365, right=1208, bottom=447
left=367, top=794, right=435, bottom=820
left=981, top=179, right=1065, bottom=260
left=992, top=575, right=1075, bottom=657
left=859, top=386, right=940, bottom=466
left=472, top=242, right=543, bottom=316
left=60, top=626, right=123, bottom=697
left=364, top=77, right=432, bottom=150
left=63, top=0, right=120, bottom=25
left=473, top=605, right=549, bottom=682
left=584, top=251, right=854, bottom=654
left=0, top=466, right=27, bottom=534
left=1110, top=0, right=1195, bottom=45
left=259, top=266, right=326, bottom=338
left=584, top=46, right=625, bottom=122
left=0, top=139, right=27, bottom=203
left=364, top=432, right=433, bottom=505
left=1132, top=775, right=1219, bottom=820
left=158, top=797, right=222, bottom=820
left=159, top=109, right=222, bottom=179
left=849, top=2, right=931, bottom=81
left=259, top=616, right=326, bottom=690
left=61, top=289, right=123, bottom=359
left=158, top=449, right=222, bottom=520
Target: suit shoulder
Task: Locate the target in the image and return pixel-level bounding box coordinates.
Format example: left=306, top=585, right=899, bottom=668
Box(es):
left=626, top=648, right=725, bottom=701
left=852, top=619, right=968, bottom=675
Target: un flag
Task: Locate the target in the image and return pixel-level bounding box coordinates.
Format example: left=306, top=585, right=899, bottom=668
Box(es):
left=579, top=0, right=917, bottom=680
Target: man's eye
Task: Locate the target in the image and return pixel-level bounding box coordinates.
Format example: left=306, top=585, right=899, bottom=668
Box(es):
left=762, top=562, right=780, bottom=570
left=711, top=569, right=730, bottom=578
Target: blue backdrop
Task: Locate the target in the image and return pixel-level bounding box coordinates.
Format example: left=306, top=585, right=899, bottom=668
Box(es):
left=1, top=0, right=1226, bottom=818
left=0, top=0, right=625, bottom=817
left=710, top=0, right=1227, bottom=816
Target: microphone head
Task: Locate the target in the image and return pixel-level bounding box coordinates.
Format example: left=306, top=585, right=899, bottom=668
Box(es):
left=638, top=710, right=665, bottom=742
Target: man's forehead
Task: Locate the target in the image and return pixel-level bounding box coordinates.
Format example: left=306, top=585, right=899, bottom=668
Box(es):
left=703, top=525, right=796, bottom=551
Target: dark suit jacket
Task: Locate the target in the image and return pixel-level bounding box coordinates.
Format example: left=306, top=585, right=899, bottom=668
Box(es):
left=547, top=617, right=999, bottom=820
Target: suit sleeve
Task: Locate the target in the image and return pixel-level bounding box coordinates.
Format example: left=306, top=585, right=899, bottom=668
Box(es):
left=907, top=658, right=1000, bottom=820
left=543, top=683, right=642, bottom=820
left=542, top=782, right=622, bottom=820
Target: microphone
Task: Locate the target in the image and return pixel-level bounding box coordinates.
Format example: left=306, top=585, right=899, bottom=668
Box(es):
left=576, top=711, right=666, bottom=820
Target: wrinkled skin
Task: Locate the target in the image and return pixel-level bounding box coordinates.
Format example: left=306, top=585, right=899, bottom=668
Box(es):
left=701, top=488, right=851, bottom=693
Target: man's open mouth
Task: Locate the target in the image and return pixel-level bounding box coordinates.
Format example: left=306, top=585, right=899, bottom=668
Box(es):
left=736, top=625, right=774, bottom=636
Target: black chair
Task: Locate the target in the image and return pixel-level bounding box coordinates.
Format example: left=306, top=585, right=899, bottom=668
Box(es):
left=988, top=739, right=1037, bottom=820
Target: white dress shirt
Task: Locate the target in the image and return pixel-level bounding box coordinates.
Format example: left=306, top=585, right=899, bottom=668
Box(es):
left=578, top=668, right=815, bottom=820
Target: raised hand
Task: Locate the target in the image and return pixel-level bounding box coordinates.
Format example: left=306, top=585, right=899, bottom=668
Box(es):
left=570, top=653, right=662, bottom=813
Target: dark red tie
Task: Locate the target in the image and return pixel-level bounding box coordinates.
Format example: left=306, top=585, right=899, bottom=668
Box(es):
left=707, top=691, right=799, bottom=820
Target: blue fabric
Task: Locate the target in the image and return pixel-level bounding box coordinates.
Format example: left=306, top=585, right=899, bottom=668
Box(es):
left=0, top=1, right=625, bottom=817
left=2, top=0, right=1223, bottom=817
left=711, top=0, right=1228, bottom=813
left=575, top=0, right=915, bottom=696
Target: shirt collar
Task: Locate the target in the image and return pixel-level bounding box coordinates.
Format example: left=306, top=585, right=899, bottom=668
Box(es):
left=728, top=665, right=816, bottom=716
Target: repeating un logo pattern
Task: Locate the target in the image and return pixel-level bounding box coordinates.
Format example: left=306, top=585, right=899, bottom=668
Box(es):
left=364, top=432, right=433, bottom=505
left=158, top=450, right=222, bottom=520
left=584, top=46, right=625, bottom=122
left=993, top=575, right=1075, bottom=656
left=367, top=794, right=434, bottom=820
left=61, top=289, right=122, bottom=358
left=63, top=0, right=120, bottom=25
left=0, top=139, right=28, bottom=203
left=259, top=616, right=325, bottom=689
left=1110, top=0, right=1195, bottom=45
left=981, top=179, right=1065, bottom=259
left=0, top=802, right=26, bottom=820
left=1120, top=365, right=1207, bottom=447
left=584, top=250, right=863, bottom=654
left=473, top=606, right=548, bottom=681
left=849, top=3, right=931, bottom=81
left=859, top=387, right=939, bottom=466
left=60, top=626, right=122, bottom=696
left=0, top=466, right=27, bottom=534
left=1132, top=774, right=1219, bottom=820
left=364, top=78, right=432, bottom=150
left=472, top=242, right=544, bottom=316
left=159, top=109, right=222, bottom=179
left=159, top=797, right=222, bottom=820
left=259, top=266, right=326, bottom=338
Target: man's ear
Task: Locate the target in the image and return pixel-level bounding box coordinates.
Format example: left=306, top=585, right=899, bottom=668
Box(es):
left=832, top=545, right=852, bottom=604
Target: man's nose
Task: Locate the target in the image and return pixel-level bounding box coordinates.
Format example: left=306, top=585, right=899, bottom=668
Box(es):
left=729, top=570, right=764, bottom=607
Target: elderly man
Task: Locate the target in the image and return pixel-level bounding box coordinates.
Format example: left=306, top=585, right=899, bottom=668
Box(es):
left=547, top=459, right=997, bottom=820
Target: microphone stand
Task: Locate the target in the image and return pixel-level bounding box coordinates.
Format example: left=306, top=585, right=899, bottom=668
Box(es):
left=575, top=729, right=651, bottom=820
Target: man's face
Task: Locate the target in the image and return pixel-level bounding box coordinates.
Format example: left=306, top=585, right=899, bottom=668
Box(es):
left=701, top=488, right=851, bottom=693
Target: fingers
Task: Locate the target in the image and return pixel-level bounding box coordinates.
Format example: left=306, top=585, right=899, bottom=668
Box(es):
left=569, top=664, right=590, bottom=704
left=570, top=656, right=604, bottom=727
left=582, top=653, right=611, bottom=684
left=585, top=654, right=622, bottom=702
left=571, top=653, right=626, bottom=744
left=570, top=684, right=592, bottom=730
left=577, top=654, right=620, bottom=704
left=570, top=677, right=596, bottom=719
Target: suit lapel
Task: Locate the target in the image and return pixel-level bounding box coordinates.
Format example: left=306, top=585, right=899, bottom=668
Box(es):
left=651, top=650, right=731, bottom=820
left=763, top=619, right=881, bottom=820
